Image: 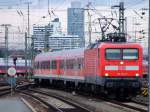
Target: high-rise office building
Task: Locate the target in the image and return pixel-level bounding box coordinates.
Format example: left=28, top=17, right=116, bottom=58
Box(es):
left=67, top=2, right=85, bottom=47
left=49, top=34, right=81, bottom=50
left=33, top=18, right=61, bottom=50
left=33, top=18, right=81, bottom=51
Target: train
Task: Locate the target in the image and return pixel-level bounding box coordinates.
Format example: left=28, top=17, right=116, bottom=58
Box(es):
left=33, top=41, right=143, bottom=99
left=0, top=58, right=30, bottom=76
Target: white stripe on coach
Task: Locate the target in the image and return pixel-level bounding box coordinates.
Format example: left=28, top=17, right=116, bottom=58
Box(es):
left=34, top=74, right=85, bottom=80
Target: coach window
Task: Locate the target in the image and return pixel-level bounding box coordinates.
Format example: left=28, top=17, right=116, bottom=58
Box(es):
left=60, top=60, right=64, bottom=69
left=66, top=60, right=69, bottom=69
left=73, top=59, right=77, bottom=69
left=34, top=62, right=37, bottom=69
left=40, top=62, right=42, bottom=69
left=37, top=62, right=39, bottom=69
left=49, top=61, right=51, bottom=69
left=78, top=64, right=81, bottom=69
left=39, top=62, right=42, bottom=69
left=44, top=61, right=48, bottom=69
left=42, top=62, right=44, bottom=69
left=44, top=62, right=46, bottom=69
left=77, top=58, right=83, bottom=69
left=47, top=61, right=50, bottom=69
left=66, top=60, right=73, bottom=69
left=44, top=61, right=47, bottom=69
left=51, top=60, right=57, bottom=69
left=36, top=62, right=39, bottom=69
left=36, top=62, right=38, bottom=69
left=39, top=62, right=41, bottom=69
left=70, top=60, right=74, bottom=69
left=41, top=62, right=44, bottom=69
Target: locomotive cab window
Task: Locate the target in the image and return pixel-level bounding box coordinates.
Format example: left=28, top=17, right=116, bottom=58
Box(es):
left=106, top=49, right=121, bottom=60
left=105, top=48, right=139, bottom=60
left=51, top=60, right=57, bottom=69
left=123, top=49, right=138, bottom=60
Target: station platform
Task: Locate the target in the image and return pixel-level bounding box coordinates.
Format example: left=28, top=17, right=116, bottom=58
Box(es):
left=0, top=95, right=32, bottom=112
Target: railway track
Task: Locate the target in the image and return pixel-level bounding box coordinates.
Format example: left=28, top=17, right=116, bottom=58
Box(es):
left=15, top=84, right=148, bottom=112
left=0, top=86, right=11, bottom=96
left=72, top=88, right=148, bottom=112
left=34, top=87, right=147, bottom=112
left=107, top=99, right=147, bottom=112
left=16, top=88, right=91, bottom=112
left=89, top=93, right=148, bottom=112
left=132, top=96, right=148, bottom=106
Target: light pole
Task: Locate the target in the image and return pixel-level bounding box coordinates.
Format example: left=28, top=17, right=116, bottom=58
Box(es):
left=148, top=0, right=150, bottom=111
left=25, top=32, right=27, bottom=76
left=24, top=2, right=32, bottom=78
left=24, top=2, right=32, bottom=37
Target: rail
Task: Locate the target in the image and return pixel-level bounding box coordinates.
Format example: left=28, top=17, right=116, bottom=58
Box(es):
left=16, top=89, right=64, bottom=112
left=0, top=86, right=11, bottom=96
left=24, top=88, right=91, bottom=112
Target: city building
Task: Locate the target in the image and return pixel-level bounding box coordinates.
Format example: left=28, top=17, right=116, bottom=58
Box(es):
left=33, top=18, right=61, bottom=50
left=33, top=18, right=81, bottom=51
left=67, top=1, right=85, bottom=47
left=49, top=34, right=81, bottom=50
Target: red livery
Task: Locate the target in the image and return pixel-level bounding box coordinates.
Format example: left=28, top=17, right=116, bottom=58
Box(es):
left=34, top=42, right=143, bottom=98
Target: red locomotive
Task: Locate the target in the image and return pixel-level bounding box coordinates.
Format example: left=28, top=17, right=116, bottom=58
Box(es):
left=34, top=42, right=143, bottom=98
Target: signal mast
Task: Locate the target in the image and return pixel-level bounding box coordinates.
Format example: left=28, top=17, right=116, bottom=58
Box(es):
left=106, top=2, right=126, bottom=42
left=98, top=2, right=126, bottom=43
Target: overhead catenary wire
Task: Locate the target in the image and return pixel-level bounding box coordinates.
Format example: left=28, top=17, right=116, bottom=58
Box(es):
left=0, top=1, right=147, bottom=42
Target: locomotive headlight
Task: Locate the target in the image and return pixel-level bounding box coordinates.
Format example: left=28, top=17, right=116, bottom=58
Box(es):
left=120, top=61, right=124, bottom=65
left=135, top=73, right=139, bottom=76
left=105, top=73, right=109, bottom=77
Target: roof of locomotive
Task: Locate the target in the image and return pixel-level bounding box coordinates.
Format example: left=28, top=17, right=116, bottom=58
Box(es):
left=99, top=42, right=142, bottom=48
left=87, top=42, right=142, bottom=49
left=35, top=48, right=85, bottom=62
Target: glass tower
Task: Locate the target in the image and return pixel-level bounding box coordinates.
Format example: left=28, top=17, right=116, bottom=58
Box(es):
left=67, top=2, right=85, bottom=47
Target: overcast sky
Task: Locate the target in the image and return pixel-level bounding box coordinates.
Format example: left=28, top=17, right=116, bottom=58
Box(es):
left=0, top=0, right=148, bottom=49
left=0, top=0, right=148, bottom=9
